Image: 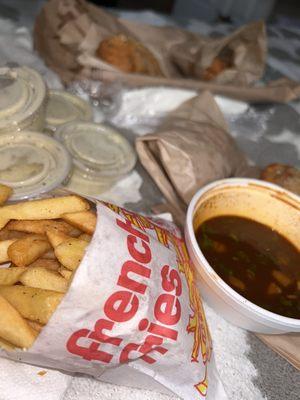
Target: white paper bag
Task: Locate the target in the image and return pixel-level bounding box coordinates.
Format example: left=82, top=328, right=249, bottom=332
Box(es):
left=1, top=200, right=227, bottom=400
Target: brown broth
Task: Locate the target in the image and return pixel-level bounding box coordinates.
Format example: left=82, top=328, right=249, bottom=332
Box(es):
left=196, top=216, right=300, bottom=319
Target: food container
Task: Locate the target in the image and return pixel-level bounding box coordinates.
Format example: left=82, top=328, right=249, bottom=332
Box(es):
left=55, top=122, right=136, bottom=196
left=0, top=194, right=226, bottom=400
left=0, top=131, right=71, bottom=201
left=45, top=90, right=93, bottom=132
left=0, top=66, right=47, bottom=133
left=185, top=178, right=300, bottom=334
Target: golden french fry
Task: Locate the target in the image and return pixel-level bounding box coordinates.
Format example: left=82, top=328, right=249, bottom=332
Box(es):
left=55, top=238, right=88, bottom=271
left=79, top=233, right=92, bottom=242
left=0, top=184, right=12, bottom=206
left=0, top=239, right=17, bottom=264
left=0, top=337, right=16, bottom=351
left=0, top=267, right=26, bottom=285
left=20, top=266, right=68, bottom=293
left=0, top=195, right=90, bottom=230
left=58, top=266, right=73, bottom=280
left=0, top=286, right=63, bottom=325
left=8, top=235, right=51, bottom=267
left=0, top=228, right=28, bottom=241
left=28, top=258, right=60, bottom=271
left=62, top=211, right=97, bottom=235
left=46, top=228, right=72, bottom=248
left=0, top=295, right=37, bottom=348
left=26, top=319, right=44, bottom=333
left=7, top=219, right=81, bottom=236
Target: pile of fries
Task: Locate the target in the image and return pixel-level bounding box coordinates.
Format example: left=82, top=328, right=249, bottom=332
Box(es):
left=0, top=184, right=96, bottom=351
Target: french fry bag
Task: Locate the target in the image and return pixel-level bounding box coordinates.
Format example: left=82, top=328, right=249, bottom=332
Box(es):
left=2, top=200, right=227, bottom=399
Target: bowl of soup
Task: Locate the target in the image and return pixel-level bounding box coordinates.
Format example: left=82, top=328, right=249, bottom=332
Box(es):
left=185, top=178, right=300, bottom=334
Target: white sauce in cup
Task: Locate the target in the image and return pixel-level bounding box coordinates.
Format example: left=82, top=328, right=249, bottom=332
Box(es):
left=55, top=122, right=136, bottom=196
left=0, top=131, right=71, bottom=200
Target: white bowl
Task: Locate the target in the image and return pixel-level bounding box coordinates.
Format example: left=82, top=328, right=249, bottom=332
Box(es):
left=185, top=178, right=300, bottom=334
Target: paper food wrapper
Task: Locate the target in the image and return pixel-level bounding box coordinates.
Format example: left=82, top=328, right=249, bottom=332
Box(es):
left=0, top=200, right=227, bottom=399
left=34, top=0, right=300, bottom=103
left=136, top=92, right=253, bottom=225
left=90, top=73, right=300, bottom=104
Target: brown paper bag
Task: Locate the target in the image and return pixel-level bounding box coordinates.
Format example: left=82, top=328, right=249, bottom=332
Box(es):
left=135, top=91, right=249, bottom=224
left=35, top=0, right=266, bottom=84
left=34, top=0, right=300, bottom=102
left=167, top=20, right=266, bottom=85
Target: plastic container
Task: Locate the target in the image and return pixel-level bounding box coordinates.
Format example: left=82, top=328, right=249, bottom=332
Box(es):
left=0, top=131, right=72, bottom=201
left=0, top=66, right=47, bottom=134
left=45, top=90, right=93, bottom=132
left=185, top=178, right=300, bottom=334
left=55, top=122, right=136, bottom=196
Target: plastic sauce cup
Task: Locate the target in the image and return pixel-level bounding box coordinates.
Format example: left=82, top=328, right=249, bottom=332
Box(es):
left=0, top=131, right=71, bottom=201
left=55, top=121, right=136, bottom=196
left=0, top=66, right=47, bottom=134
left=45, top=90, right=93, bottom=132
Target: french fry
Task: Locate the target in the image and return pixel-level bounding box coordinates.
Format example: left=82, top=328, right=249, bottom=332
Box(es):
left=0, top=295, right=37, bottom=348
left=46, top=228, right=72, bottom=248
left=58, top=266, right=73, bottom=280
left=7, top=219, right=81, bottom=236
left=26, top=319, right=44, bottom=333
left=0, top=239, right=17, bottom=264
left=0, top=286, right=63, bottom=325
left=0, top=228, right=28, bottom=241
left=0, top=267, right=26, bottom=285
left=8, top=235, right=51, bottom=267
left=62, top=211, right=97, bottom=235
left=79, top=233, right=92, bottom=242
left=0, top=337, right=15, bottom=351
left=0, top=184, right=12, bottom=206
left=0, top=193, right=95, bottom=351
left=0, top=195, right=90, bottom=230
left=28, top=258, right=60, bottom=271
left=54, top=238, right=88, bottom=271
left=20, top=266, right=68, bottom=293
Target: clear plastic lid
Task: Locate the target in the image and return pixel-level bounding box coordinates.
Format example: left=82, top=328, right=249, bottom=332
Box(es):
left=45, top=90, right=93, bottom=129
left=0, top=131, right=72, bottom=201
left=0, top=66, right=46, bottom=132
left=55, top=122, right=136, bottom=180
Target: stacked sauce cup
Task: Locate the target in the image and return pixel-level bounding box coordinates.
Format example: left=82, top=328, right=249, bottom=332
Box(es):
left=0, top=65, right=136, bottom=199
left=0, top=66, right=47, bottom=133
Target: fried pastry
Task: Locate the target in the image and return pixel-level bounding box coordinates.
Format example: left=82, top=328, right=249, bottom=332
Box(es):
left=261, top=163, right=300, bottom=196
left=96, top=34, right=163, bottom=77
left=201, top=48, right=234, bottom=81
